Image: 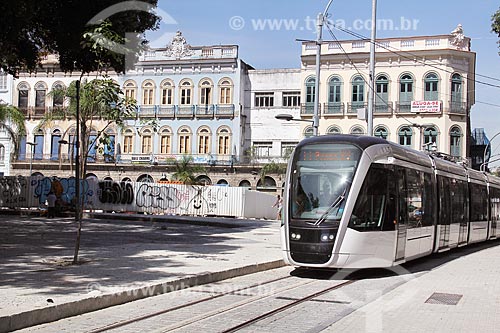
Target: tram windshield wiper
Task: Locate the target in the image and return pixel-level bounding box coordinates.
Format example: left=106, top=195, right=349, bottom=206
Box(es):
left=310, top=187, right=347, bottom=226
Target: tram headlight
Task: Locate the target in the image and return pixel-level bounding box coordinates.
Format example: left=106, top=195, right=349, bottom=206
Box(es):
left=321, top=234, right=335, bottom=242
left=290, top=233, right=301, bottom=240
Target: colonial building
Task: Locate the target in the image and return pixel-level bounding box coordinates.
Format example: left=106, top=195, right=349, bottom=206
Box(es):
left=116, top=31, right=253, bottom=177
left=298, top=25, right=475, bottom=159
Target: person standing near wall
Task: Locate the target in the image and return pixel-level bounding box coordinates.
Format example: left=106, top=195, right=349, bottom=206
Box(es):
left=272, top=194, right=283, bottom=220
left=47, top=191, right=57, bottom=218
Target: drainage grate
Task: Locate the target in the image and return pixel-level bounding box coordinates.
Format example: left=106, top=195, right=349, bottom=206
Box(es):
left=425, top=292, right=463, bottom=305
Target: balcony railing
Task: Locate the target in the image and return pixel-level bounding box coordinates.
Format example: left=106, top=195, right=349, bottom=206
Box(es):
left=374, top=102, right=393, bottom=115
left=157, top=105, right=175, bottom=118
left=347, top=102, right=368, bottom=114
left=215, top=104, right=235, bottom=118
left=449, top=101, right=467, bottom=114
left=396, top=101, right=412, bottom=114
left=196, top=105, right=215, bottom=118
left=176, top=105, right=195, bottom=118
left=300, top=103, right=321, bottom=116
left=138, top=105, right=156, bottom=118
left=323, top=102, right=344, bottom=116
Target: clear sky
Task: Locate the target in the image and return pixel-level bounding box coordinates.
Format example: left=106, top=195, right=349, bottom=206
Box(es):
left=148, top=0, right=500, bottom=165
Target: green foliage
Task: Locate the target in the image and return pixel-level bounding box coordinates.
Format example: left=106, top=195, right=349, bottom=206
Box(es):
left=0, top=103, right=26, bottom=156
left=492, top=8, right=500, bottom=54
left=0, top=0, right=160, bottom=75
left=40, top=78, right=136, bottom=175
left=260, top=161, right=287, bottom=184
left=171, top=156, right=206, bottom=185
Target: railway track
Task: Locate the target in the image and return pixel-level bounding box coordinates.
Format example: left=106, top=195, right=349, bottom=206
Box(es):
left=85, top=272, right=356, bottom=333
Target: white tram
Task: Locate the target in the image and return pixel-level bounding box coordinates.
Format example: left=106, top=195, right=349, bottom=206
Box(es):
left=281, top=135, right=500, bottom=269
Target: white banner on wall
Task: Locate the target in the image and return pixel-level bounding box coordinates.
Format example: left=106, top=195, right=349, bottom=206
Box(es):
left=411, top=100, right=441, bottom=113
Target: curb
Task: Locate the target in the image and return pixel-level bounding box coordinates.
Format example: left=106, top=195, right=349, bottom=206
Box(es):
left=0, top=259, right=285, bottom=333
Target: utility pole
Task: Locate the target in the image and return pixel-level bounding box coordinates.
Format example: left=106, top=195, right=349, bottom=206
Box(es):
left=367, top=0, right=377, bottom=136
left=313, top=0, right=335, bottom=136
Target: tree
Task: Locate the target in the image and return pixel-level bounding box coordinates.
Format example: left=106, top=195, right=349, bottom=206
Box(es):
left=42, top=78, right=136, bottom=179
left=0, top=0, right=160, bottom=76
left=0, top=103, right=26, bottom=157
left=171, top=156, right=206, bottom=185
left=0, top=1, right=161, bottom=265
left=492, top=8, right=500, bottom=53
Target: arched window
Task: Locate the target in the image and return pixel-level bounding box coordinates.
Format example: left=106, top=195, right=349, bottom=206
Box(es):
left=197, top=127, right=211, bottom=154
left=160, top=127, right=172, bottom=154
left=305, top=77, right=316, bottom=105
left=218, top=79, right=233, bottom=104
left=374, top=126, right=389, bottom=139
left=103, top=129, right=116, bottom=162
left=160, top=80, right=174, bottom=105
left=33, top=128, right=45, bottom=160
left=327, top=126, right=341, bottom=135
left=351, top=75, right=365, bottom=109
left=123, top=128, right=134, bottom=154
left=180, top=80, right=193, bottom=105
left=350, top=126, right=365, bottom=135
left=142, top=81, right=155, bottom=105
left=50, top=129, right=62, bottom=160
left=451, top=74, right=463, bottom=112
left=124, top=80, right=137, bottom=101
left=178, top=127, right=192, bottom=154
left=327, top=76, right=342, bottom=114
left=35, top=81, right=47, bottom=107
left=450, top=126, right=462, bottom=157
left=141, top=128, right=153, bottom=154
left=328, top=76, right=342, bottom=103
left=424, top=126, right=438, bottom=147
left=424, top=73, right=439, bottom=101
left=399, top=74, right=414, bottom=112
left=398, top=126, right=412, bottom=147
left=239, top=180, right=251, bottom=189
left=17, top=82, right=29, bottom=110
left=199, top=79, right=213, bottom=105
left=217, top=127, right=231, bottom=155
left=137, top=174, right=154, bottom=183
left=52, top=82, right=65, bottom=107
left=375, top=75, right=389, bottom=112
left=0, top=144, right=5, bottom=162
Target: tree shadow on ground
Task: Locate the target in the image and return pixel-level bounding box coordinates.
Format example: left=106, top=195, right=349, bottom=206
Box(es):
left=0, top=215, right=280, bottom=298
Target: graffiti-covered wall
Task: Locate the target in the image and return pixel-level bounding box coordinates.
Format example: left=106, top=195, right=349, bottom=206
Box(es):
left=0, top=176, right=278, bottom=219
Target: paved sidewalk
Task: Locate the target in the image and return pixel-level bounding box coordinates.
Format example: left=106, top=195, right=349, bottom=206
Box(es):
left=325, top=240, right=500, bottom=333
left=0, top=214, right=283, bottom=332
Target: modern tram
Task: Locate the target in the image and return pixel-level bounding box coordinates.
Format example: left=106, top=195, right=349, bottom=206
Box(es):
left=281, top=135, right=500, bottom=269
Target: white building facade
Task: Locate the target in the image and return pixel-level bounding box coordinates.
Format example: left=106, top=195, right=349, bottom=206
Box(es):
left=298, top=29, right=475, bottom=159
left=246, top=69, right=302, bottom=162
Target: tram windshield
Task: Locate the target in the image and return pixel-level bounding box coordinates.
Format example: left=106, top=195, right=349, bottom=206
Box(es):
left=290, top=143, right=362, bottom=222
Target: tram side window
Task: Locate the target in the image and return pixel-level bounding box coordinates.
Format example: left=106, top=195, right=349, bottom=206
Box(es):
left=470, top=183, right=488, bottom=222
left=450, top=179, right=467, bottom=224
left=438, top=176, right=451, bottom=226
left=491, top=187, right=500, bottom=223
left=349, top=165, right=396, bottom=232
left=422, top=172, right=435, bottom=227
left=406, top=169, right=423, bottom=229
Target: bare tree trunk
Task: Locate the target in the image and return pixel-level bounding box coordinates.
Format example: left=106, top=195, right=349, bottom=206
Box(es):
left=73, top=79, right=82, bottom=265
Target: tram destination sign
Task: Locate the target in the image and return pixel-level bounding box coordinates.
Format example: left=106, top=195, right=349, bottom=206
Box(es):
left=411, top=100, right=441, bottom=113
